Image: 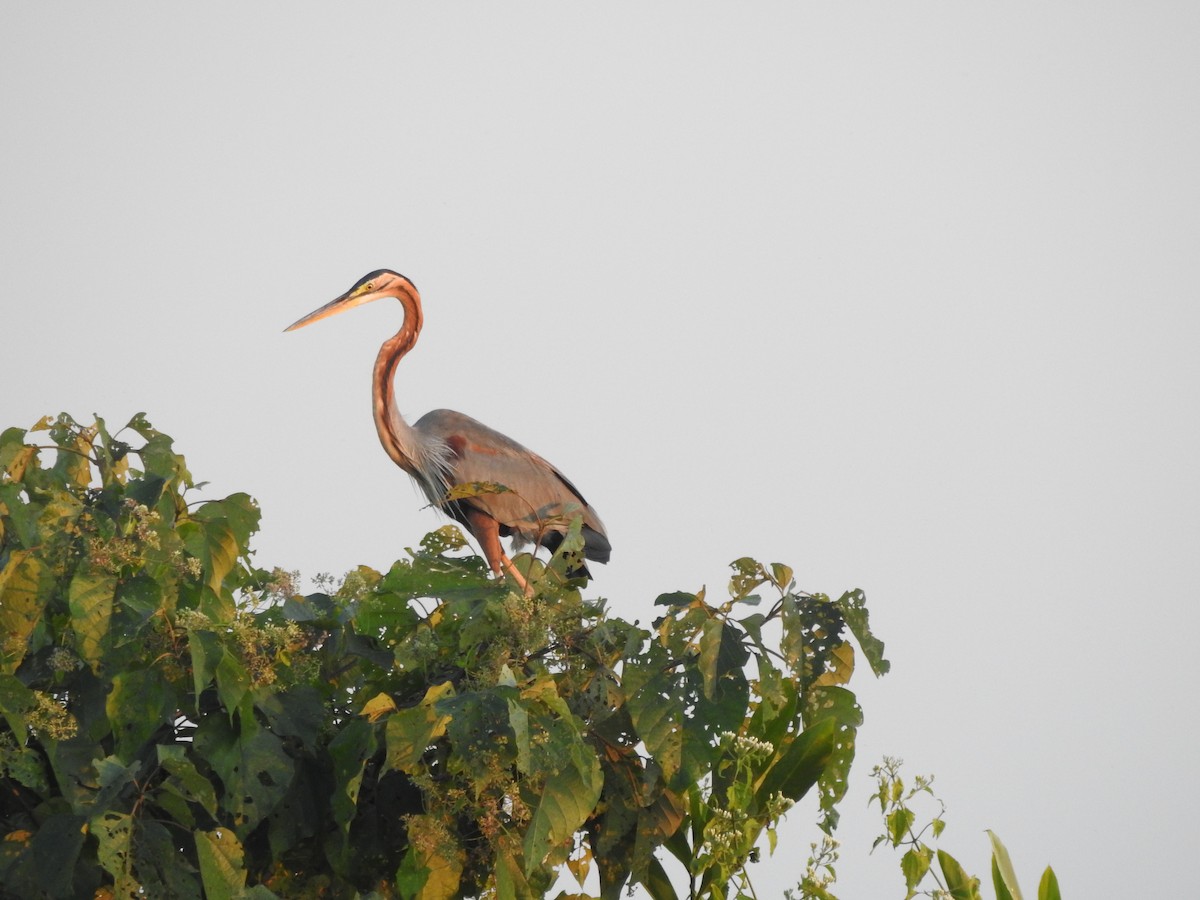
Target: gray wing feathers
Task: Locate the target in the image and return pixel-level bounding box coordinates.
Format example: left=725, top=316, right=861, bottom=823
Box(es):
left=414, top=409, right=610, bottom=561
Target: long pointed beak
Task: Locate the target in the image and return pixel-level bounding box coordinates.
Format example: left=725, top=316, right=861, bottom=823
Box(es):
left=284, top=292, right=352, bottom=332
left=284, top=286, right=379, bottom=332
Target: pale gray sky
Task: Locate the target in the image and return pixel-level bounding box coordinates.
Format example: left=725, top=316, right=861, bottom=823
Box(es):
left=3, top=4, right=1198, bottom=897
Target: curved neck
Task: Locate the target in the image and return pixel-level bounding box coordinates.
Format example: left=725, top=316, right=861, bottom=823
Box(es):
left=371, top=283, right=442, bottom=493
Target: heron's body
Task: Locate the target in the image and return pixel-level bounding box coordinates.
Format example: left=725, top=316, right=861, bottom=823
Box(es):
left=287, top=269, right=610, bottom=586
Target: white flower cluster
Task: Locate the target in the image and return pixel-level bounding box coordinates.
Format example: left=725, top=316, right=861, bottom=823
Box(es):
left=124, top=498, right=161, bottom=548
left=700, top=805, right=743, bottom=856
left=720, top=731, right=775, bottom=763
left=765, top=790, right=795, bottom=818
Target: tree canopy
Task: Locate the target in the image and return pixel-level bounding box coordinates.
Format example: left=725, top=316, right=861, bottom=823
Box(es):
left=0, top=414, right=1056, bottom=900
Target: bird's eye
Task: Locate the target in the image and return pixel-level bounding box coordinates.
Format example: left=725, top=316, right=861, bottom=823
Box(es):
left=364, top=282, right=374, bottom=291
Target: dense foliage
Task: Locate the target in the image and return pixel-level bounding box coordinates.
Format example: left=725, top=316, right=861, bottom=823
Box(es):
left=0, top=414, right=891, bottom=899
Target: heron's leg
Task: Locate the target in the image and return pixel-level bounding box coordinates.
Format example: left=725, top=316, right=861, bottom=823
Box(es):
left=499, top=553, right=530, bottom=594
left=463, top=507, right=530, bottom=594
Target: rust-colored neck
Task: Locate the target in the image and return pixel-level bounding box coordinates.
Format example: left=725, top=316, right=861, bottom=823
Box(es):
left=371, top=280, right=425, bottom=478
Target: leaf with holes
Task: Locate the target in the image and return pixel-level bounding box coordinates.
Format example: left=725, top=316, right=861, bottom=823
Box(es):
left=195, top=828, right=248, bottom=900
left=837, top=588, right=890, bottom=676
left=0, top=553, right=44, bottom=675
left=193, top=716, right=295, bottom=835
left=106, top=668, right=175, bottom=761
left=92, top=811, right=137, bottom=896
left=524, top=743, right=603, bottom=875
left=68, top=570, right=116, bottom=670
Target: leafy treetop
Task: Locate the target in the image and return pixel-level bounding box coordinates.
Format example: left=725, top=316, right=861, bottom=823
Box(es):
left=0, top=413, right=890, bottom=900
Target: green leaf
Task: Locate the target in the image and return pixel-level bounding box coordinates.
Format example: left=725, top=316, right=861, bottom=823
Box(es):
left=91, top=810, right=137, bottom=896
left=887, top=807, right=916, bottom=846
left=524, top=743, right=603, bottom=873
left=508, top=696, right=532, bottom=774
left=379, top=554, right=498, bottom=601
left=642, top=855, right=680, bottom=900
left=987, top=830, right=1024, bottom=900
left=52, top=425, right=94, bottom=489
left=215, top=649, right=250, bottom=715
left=836, top=589, right=890, bottom=676
left=16, top=813, right=87, bottom=898
left=748, top=666, right=798, bottom=754
left=0, top=673, right=34, bottom=735
left=546, top=515, right=588, bottom=581
left=125, top=416, right=193, bottom=488
left=158, top=745, right=219, bottom=820
left=0, top=426, right=33, bottom=480
left=439, top=689, right=516, bottom=774
left=625, top=667, right=683, bottom=784
left=384, top=682, right=454, bottom=774
left=2, top=739, right=49, bottom=793
left=756, top=716, right=835, bottom=804
left=993, top=856, right=1016, bottom=900
left=81, top=758, right=140, bottom=822
left=192, top=715, right=295, bottom=834
left=192, top=493, right=261, bottom=549
left=195, top=828, right=249, bottom=900
left=938, top=849, right=983, bottom=900
left=187, top=627, right=221, bottom=707
left=806, top=684, right=863, bottom=831
left=698, top=618, right=724, bottom=700
left=1037, top=866, right=1061, bottom=900
left=68, top=569, right=116, bottom=670
left=114, top=573, right=163, bottom=626
left=106, top=668, right=174, bottom=761
left=134, top=819, right=203, bottom=899
left=182, top=516, right=240, bottom=596
left=654, top=591, right=696, bottom=608
left=396, top=847, right=429, bottom=900
left=329, top=717, right=376, bottom=834
left=0, top=485, right=40, bottom=547
left=254, top=683, right=325, bottom=747
left=728, top=557, right=768, bottom=599
left=902, top=844, right=933, bottom=894
left=495, top=845, right=536, bottom=900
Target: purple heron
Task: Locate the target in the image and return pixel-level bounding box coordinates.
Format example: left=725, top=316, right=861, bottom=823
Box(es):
left=285, top=269, right=610, bottom=589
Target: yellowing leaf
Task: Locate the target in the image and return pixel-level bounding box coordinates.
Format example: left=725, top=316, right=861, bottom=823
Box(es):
left=407, top=814, right=464, bottom=900
left=384, top=682, right=455, bottom=774
left=0, top=552, right=43, bottom=675
left=770, top=562, right=794, bottom=590
left=814, top=642, right=855, bottom=686
left=566, top=845, right=592, bottom=887
left=361, top=692, right=398, bottom=722
left=196, top=828, right=248, bottom=900
left=442, top=481, right=511, bottom=502
left=68, top=570, right=116, bottom=671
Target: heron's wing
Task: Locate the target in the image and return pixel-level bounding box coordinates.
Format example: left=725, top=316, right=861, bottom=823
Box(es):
left=415, top=408, right=610, bottom=562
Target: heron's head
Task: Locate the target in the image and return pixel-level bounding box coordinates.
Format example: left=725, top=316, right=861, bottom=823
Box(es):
left=284, top=269, right=417, bottom=332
